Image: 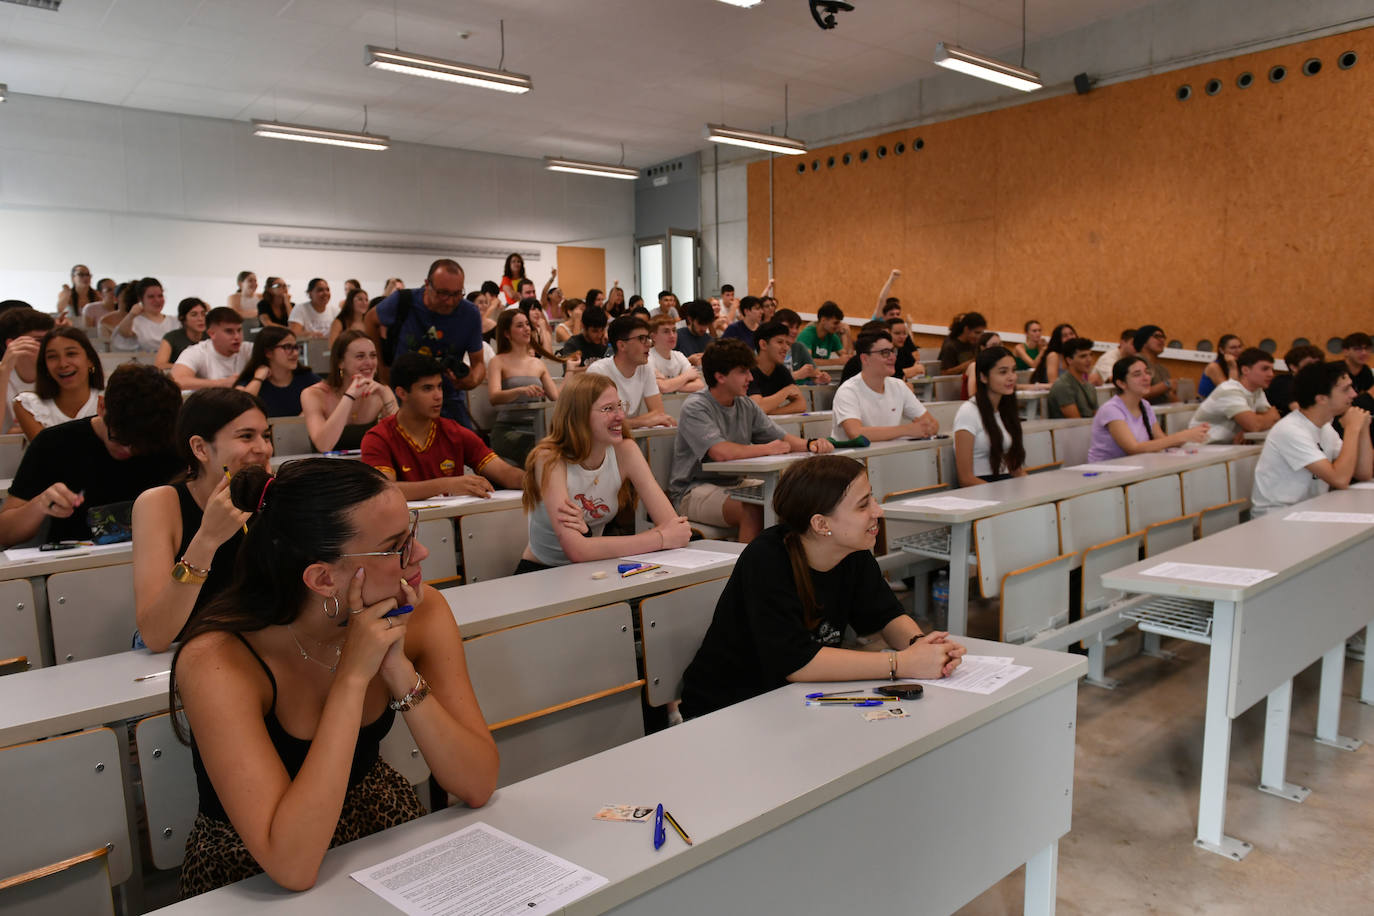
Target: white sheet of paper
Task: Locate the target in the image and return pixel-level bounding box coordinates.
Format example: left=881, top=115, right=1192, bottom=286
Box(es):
left=1283, top=511, right=1374, bottom=524
left=3, top=542, right=132, bottom=563
left=350, top=822, right=607, bottom=916
left=621, top=547, right=735, bottom=569
left=1348, top=481, right=1374, bottom=490
left=908, top=655, right=1030, bottom=695
left=892, top=495, right=999, bottom=511
left=407, top=489, right=522, bottom=509
left=1141, top=561, right=1276, bottom=587
left=1066, top=464, right=1144, bottom=473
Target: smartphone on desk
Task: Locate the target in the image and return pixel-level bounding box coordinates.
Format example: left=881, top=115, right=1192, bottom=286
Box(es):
left=874, top=684, right=924, bottom=700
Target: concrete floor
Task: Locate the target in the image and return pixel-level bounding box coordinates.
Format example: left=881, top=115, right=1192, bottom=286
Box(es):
left=954, top=636, right=1374, bottom=914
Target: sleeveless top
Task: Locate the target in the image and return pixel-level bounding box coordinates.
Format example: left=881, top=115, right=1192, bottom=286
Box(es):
left=174, top=482, right=244, bottom=643
left=526, top=447, right=622, bottom=566
left=493, top=375, right=541, bottom=426
left=191, top=633, right=395, bottom=822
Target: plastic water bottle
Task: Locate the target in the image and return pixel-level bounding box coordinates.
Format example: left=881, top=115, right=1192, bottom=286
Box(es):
left=931, top=569, right=949, bottom=631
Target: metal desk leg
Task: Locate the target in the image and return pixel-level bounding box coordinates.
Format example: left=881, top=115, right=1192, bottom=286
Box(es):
left=1194, top=601, right=1251, bottom=860
left=946, top=521, right=971, bottom=636
left=1315, top=645, right=1363, bottom=751
left=1257, top=679, right=1310, bottom=802
left=1023, top=840, right=1058, bottom=916
left=761, top=474, right=779, bottom=529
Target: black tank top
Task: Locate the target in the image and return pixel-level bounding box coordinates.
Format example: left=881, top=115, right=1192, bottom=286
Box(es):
left=173, top=483, right=244, bottom=643
left=190, top=633, right=395, bottom=822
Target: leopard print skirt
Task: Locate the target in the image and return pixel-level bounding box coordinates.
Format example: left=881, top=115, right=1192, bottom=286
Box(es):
left=177, top=758, right=427, bottom=898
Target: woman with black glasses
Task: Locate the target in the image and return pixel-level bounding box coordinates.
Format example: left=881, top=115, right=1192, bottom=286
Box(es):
left=235, top=326, right=321, bottom=418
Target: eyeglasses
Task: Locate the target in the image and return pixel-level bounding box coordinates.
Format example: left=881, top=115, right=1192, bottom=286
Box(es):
left=624, top=334, right=652, bottom=345
left=274, top=343, right=300, bottom=353
left=868, top=347, right=897, bottom=358
left=595, top=400, right=627, bottom=415
left=427, top=283, right=466, bottom=301
left=338, top=510, right=420, bottom=568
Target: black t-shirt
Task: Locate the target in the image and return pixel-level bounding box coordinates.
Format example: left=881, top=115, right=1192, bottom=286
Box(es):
left=939, top=338, right=973, bottom=372
left=679, top=525, right=904, bottom=719
left=258, top=370, right=321, bottom=417
left=1268, top=374, right=1297, bottom=416
left=558, top=333, right=611, bottom=366
left=748, top=363, right=796, bottom=397
left=9, top=419, right=181, bottom=542
left=1350, top=364, right=1374, bottom=395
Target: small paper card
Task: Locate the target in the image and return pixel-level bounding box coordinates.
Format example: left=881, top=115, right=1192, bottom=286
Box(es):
left=594, top=804, right=657, bottom=824
left=863, top=707, right=909, bottom=721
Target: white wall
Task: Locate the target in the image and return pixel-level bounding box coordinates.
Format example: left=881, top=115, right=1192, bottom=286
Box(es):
left=699, top=157, right=750, bottom=298
left=0, top=94, right=634, bottom=308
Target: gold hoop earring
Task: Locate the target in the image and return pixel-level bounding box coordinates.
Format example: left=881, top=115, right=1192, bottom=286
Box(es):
left=323, top=594, right=341, bottom=619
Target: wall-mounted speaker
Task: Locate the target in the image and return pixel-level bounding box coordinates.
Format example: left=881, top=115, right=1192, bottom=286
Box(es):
left=1073, top=73, right=1092, bottom=95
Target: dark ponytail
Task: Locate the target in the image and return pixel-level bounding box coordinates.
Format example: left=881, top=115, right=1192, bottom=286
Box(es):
left=772, top=456, right=867, bottom=628
left=973, top=346, right=1024, bottom=475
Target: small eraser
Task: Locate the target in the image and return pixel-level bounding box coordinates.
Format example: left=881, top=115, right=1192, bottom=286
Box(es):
left=591, top=571, right=608, bottom=580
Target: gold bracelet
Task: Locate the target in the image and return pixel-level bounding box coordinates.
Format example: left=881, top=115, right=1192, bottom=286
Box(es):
left=888, top=651, right=898, bottom=681
left=171, top=556, right=210, bottom=585
left=389, top=672, right=431, bottom=712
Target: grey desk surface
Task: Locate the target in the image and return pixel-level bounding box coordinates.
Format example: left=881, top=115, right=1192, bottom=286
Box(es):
left=443, top=540, right=745, bottom=637
left=626, top=410, right=831, bottom=441
left=408, top=491, right=523, bottom=522
left=883, top=445, right=1259, bottom=524
left=1102, top=486, right=1374, bottom=603
left=150, top=638, right=1085, bottom=915
left=0, top=541, right=133, bottom=580
left=702, top=435, right=948, bottom=475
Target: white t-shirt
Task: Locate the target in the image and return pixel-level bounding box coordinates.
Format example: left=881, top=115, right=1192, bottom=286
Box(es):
left=1092, top=346, right=1122, bottom=384
left=127, top=313, right=173, bottom=351
left=1190, top=380, right=1271, bottom=443
left=954, top=399, right=1013, bottom=479
left=288, top=301, right=338, bottom=337
left=587, top=357, right=660, bottom=417
left=4, top=368, right=34, bottom=433
left=649, top=348, right=693, bottom=379
left=1251, top=410, right=1343, bottom=517
left=831, top=374, right=926, bottom=438
left=174, top=338, right=249, bottom=381
left=15, top=389, right=99, bottom=430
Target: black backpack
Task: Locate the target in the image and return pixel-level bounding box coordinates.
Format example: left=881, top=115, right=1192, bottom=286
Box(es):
left=381, top=288, right=413, bottom=366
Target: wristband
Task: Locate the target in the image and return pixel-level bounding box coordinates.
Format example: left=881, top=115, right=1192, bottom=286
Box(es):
left=343, top=393, right=357, bottom=401
left=806, top=438, right=817, bottom=453
left=389, top=672, right=431, bottom=712
left=887, top=651, right=898, bottom=681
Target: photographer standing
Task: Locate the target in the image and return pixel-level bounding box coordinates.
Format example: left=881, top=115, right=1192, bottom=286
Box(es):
left=365, top=259, right=486, bottom=431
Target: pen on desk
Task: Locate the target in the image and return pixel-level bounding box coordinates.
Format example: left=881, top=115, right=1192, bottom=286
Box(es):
left=662, top=809, right=693, bottom=846
left=619, top=563, right=662, bottom=578
left=135, top=670, right=171, bottom=682
left=805, top=698, right=890, bottom=707
left=653, top=803, right=666, bottom=850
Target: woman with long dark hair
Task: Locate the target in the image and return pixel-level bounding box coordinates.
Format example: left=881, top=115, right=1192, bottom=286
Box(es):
left=13, top=326, right=104, bottom=440
left=961, top=330, right=1003, bottom=400
left=169, top=459, right=497, bottom=895
left=938, top=310, right=987, bottom=374
left=1198, top=333, right=1242, bottom=398
left=228, top=270, right=259, bottom=320
left=1087, top=355, right=1209, bottom=461
left=299, top=330, right=398, bottom=452
left=1030, top=322, right=1077, bottom=384
left=954, top=346, right=1026, bottom=486
left=56, top=263, right=98, bottom=324
left=257, top=277, right=291, bottom=329
left=678, top=455, right=963, bottom=718
left=329, top=287, right=370, bottom=345
left=155, top=297, right=208, bottom=369
left=234, top=326, right=320, bottom=417
left=1013, top=319, right=1044, bottom=372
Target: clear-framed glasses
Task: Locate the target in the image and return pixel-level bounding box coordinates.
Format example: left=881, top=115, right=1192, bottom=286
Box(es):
left=338, top=510, right=420, bottom=567
left=596, top=400, right=627, bottom=416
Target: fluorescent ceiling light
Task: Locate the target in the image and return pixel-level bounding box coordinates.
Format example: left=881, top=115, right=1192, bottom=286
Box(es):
left=714, top=0, right=763, bottom=7
left=252, top=120, right=389, bottom=151
left=0, top=0, right=62, bottom=10
left=366, top=45, right=532, bottom=94
left=544, top=157, right=639, bottom=180
left=933, top=42, right=1041, bottom=92
left=704, top=124, right=807, bottom=156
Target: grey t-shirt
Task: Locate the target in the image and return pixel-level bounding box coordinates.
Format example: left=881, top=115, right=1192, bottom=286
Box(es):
left=669, top=390, right=786, bottom=503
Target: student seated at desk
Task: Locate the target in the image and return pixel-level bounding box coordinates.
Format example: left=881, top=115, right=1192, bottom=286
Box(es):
left=0, top=364, right=182, bottom=547
left=938, top=311, right=986, bottom=374
left=648, top=315, right=704, bottom=393
left=1269, top=345, right=1323, bottom=417
left=1188, top=347, right=1279, bottom=443
left=1046, top=337, right=1099, bottom=419
left=1251, top=361, right=1372, bottom=517
left=1029, top=323, right=1077, bottom=385
left=300, top=331, right=398, bottom=453
left=832, top=327, right=938, bottom=442
left=172, top=307, right=250, bottom=391
left=1197, top=333, right=1243, bottom=399
left=556, top=303, right=611, bottom=368
left=670, top=339, right=833, bottom=543
left=362, top=353, right=523, bottom=499
left=587, top=314, right=676, bottom=430
left=797, top=301, right=849, bottom=366
left=679, top=456, right=964, bottom=719
left=749, top=320, right=807, bottom=415
left=954, top=346, right=1027, bottom=486
left=721, top=295, right=764, bottom=350
left=1088, top=327, right=1136, bottom=387
left=961, top=331, right=1003, bottom=398
left=132, top=389, right=272, bottom=652
left=0, top=306, right=55, bottom=433
left=12, top=326, right=104, bottom=440
left=518, top=374, right=691, bottom=572
left=774, top=308, right=831, bottom=385
left=234, top=327, right=321, bottom=418
left=487, top=309, right=561, bottom=468
left=1087, top=356, right=1209, bottom=462
left=171, top=460, right=498, bottom=895
left=673, top=298, right=716, bottom=367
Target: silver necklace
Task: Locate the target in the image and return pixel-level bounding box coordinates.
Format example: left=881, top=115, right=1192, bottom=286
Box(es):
left=287, top=625, right=343, bottom=673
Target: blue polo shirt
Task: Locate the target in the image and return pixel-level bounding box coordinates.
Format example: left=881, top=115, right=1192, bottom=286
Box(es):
left=375, top=287, right=484, bottom=424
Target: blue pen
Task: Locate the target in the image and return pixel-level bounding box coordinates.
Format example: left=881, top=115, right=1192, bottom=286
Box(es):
left=805, top=699, right=884, bottom=707
left=383, top=604, right=414, bottom=619
left=1082, top=472, right=1100, bottom=477
left=617, top=563, right=644, bottom=575
left=653, top=804, right=666, bottom=850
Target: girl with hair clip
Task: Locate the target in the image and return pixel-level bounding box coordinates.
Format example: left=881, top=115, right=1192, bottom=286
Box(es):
left=1029, top=322, right=1077, bottom=384
left=954, top=345, right=1027, bottom=487
left=1087, top=355, right=1209, bottom=461
left=517, top=372, right=691, bottom=572
left=235, top=326, right=321, bottom=418
left=1198, top=333, right=1243, bottom=399
left=487, top=309, right=562, bottom=467
left=299, top=330, right=398, bottom=452
left=132, top=389, right=272, bottom=653
left=678, top=455, right=964, bottom=719
left=13, top=326, right=104, bottom=440
left=169, top=459, right=497, bottom=895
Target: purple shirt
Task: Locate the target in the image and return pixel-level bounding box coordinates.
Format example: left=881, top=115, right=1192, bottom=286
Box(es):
left=1087, top=395, right=1157, bottom=462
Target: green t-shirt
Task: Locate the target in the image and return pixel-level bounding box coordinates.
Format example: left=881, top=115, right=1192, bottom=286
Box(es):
left=798, top=325, right=843, bottom=360
left=1048, top=372, right=1099, bottom=419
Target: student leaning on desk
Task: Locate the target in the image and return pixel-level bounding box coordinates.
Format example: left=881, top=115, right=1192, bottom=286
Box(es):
left=679, top=456, right=964, bottom=719
left=170, top=459, right=497, bottom=896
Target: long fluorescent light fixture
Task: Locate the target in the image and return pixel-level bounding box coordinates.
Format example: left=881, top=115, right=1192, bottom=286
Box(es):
left=933, top=42, right=1041, bottom=92
left=252, top=120, right=390, bottom=151
left=366, top=45, right=532, bottom=94
left=714, top=0, right=763, bottom=7
left=704, top=124, right=807, bottom=156
left=544, top=157, right=639, bottom=180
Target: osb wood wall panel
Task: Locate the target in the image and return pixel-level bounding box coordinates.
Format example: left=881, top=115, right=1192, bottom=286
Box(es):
left=748, top=27, right=1374, bottom=354
left=554, top=246, right=606, bottom=305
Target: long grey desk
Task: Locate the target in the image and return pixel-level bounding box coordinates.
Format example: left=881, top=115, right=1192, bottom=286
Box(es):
left=1101, top=487, right=1374, bottom=860
left=407, top=491, right=525, bottom=584
left=152, top=638, right=1087, bottom=916
left=883, top=445, right=1260, bottom=635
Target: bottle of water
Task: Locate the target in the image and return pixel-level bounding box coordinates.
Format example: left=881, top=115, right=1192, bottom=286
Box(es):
left=931, top=569, right=949, bottom=631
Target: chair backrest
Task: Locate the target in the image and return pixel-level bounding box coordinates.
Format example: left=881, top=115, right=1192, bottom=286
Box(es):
left=1228, top=454, right=1259, bottom=503
left=49, top=565, right=135, bottom=664
left=639, top=579, right=728, bottom=707
left=1163, top=406, right=1197, bottom=434
left=268, top=417, right=312, bottom=457
left=866, top=448, right=939, bottom=506
left=0, top=434, right=25, bottom=479
left=1143, top=513, right=1200, bottom=556
left=1198, top=499, right=1247, bottom=538
left=973, top=503, right=1061, bottom=599
left=1180, top=464, right=1230, bottom=515
left=1176, top=377, right=1197, bottom=403
left=458, top=505, right=528, bottom=582
left=932, top=376, right=963, bottom=401
left=134, top=712, right=196, bottom=870
left=301, top=338, right=331, bottom=372
left=923, top=401, right=963, bottom=435
left=661, top=392, right=688, bottom=421
left=417, top=518, right=459, bottom=585
left=1023, top=430, right=1055, bottom=470
left=465, top=383, right=497, bottom=433
left=1080, top=532, right=1145, bottom=614
left=0, top=727, right=132, bottom=887
left=0, top=578, right=40, bottom=672
left=1124, top=476, right=1183, bottom=532
left=645, top=436, right=674, bottom=492
left=1057, top=488, right=1128, bottom=566
left=1052, top=424, right=1092, bottom=468
left=999, top=552, right=1075, bottom=643
left=0, top=848, right=115, bottom=916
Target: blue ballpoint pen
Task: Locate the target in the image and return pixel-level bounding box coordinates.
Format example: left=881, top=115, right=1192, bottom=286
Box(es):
left=805, top=699, right=884, bottom=707
left=653, top=804, right=666, bottom=849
